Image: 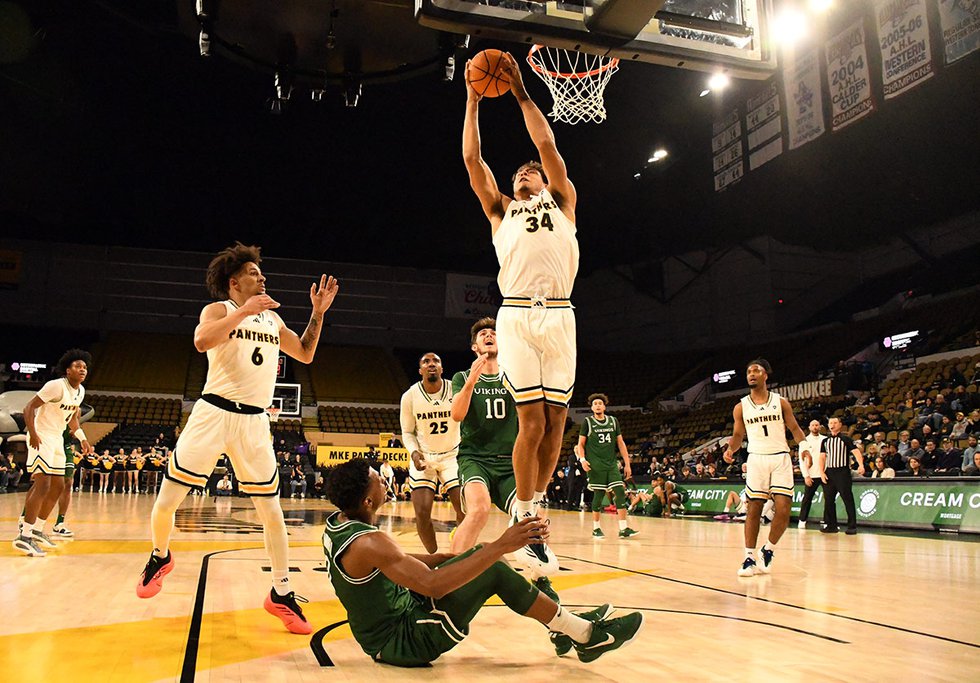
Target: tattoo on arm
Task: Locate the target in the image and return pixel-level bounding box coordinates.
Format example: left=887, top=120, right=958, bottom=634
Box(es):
left=300, top=314, right=321, bottom=350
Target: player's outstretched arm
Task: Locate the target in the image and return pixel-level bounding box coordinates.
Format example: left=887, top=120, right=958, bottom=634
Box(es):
left=353, top=518, right=547, bottom=599
left=462, top=61, right=507, bottom=225
left=278, top=275, right=339, bottom=363
left=194, top=297, right=276, bottom=353
left=498, top=52, right=576, bottom=212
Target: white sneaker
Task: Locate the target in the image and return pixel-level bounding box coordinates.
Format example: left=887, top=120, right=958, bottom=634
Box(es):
left=32, top=531, right=58, bottom=549
left=52, top=524, right=75, bottom=538
left=737, top=557, right=757, bottom=577
left=797, top=520, right=806, bottom=529
left=13, top=535, right=46, bottom=557
left=511, top=515, right=560, bottom=576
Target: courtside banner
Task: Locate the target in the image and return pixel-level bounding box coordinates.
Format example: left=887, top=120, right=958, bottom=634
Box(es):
left=317, top=445, right=410, bottom=468
left=937, top=0, right=980, bottom=64
left=825, top=19, right=876, bottom=131
left=445, top=273, right=498, bottom=319
left=641, top=480, right=980, bottom=533
left=783, top=47, right=826, bottom=150
left=875, top=0, right=934, bottom=99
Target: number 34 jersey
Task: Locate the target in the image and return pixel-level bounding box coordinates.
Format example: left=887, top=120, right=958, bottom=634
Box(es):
left=201, top=300, right=281, bottom=409
left=399, top=380, right=460, bottom=456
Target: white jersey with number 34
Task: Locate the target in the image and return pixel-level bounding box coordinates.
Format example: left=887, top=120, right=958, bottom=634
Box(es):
left=740, top=391, right=789, bottom=455
left=201, top=300, right=281, bottom=408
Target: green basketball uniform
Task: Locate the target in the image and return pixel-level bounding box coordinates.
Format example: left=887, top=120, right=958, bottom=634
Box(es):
left=670, top=482, right=690, bottom=504
left=580, top=415, right=623, bottom=491
left=322, top=511, right=538, bottom=667
left=451, top=370, right=518, bottom=514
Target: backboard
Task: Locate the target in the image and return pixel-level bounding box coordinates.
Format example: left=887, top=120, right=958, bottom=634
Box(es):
left=417, top=0, right=776, bottom=79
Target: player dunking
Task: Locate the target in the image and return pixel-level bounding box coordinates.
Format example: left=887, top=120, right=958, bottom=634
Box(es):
left=400, top=352, right=464, bottom=553
left=463, top=51, right=577, bottom=572
left=723, top=359, right=810, bottom=576
left=13, top=349, right=93, bottom=557
left=136, top=242, right=338, bottom=635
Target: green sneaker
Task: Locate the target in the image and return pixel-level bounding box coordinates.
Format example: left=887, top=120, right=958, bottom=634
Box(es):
left=549, top=604, right=614, bottom=657
left=573, top=612, right=644, bottom=663
left=618, top=527, right=639, bottom=539
left=592, top=528, right=605, bottom=540
left=534, top=576, right=560, bottom=604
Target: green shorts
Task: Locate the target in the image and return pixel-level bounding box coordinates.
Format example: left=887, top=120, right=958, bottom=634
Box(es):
left=586, top=464, right=623, bottom=492
left=458, top=455, right=516, bottom=515
left=641, top=496, right=664, bottom=517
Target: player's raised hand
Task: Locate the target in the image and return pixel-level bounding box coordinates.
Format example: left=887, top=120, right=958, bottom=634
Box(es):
left=240, top=294, right=280, bottom=316
left=498, top=52, right=528, bottom=99
left=470, top=353, right=489, bottom=377
left=493, top=516, right=549, bottom=553
left=464, top=60, right=483, bottom=102
left=310, top=275, right=339, bottom=315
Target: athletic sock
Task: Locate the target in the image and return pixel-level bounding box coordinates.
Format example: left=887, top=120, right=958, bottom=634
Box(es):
left=547, top=606, right=592, bottom=644
left=744, top=548, right=755, bottom=559
left=272, top=572, right=291, bottom=596
left=593, top=520, right=601, bottom=530
left=514, top=498, right=534, bottom=519
left=532, top=490, right=547, bottom=513
left=763, top=540, right=777, bottom=551
left=151, top=547, right=169, bottom=559
left=21, top=521, right=36, bottom=538
left=618, top=519, right=628, bottom=531
left=35, top=517, right=49, bottom=533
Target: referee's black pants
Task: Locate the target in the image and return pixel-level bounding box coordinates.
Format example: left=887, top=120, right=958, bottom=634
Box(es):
left=798, top=478, right=822, bottom=522
left=823, top=466, right=856, bottom=530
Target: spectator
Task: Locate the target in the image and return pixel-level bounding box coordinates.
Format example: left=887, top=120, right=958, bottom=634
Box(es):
left=964, top=451, right=980, bottom=476
left=905, top=438, right=925, bottom=467
left=564, top=452, right=587, bottom=511
left=963, top=435, right=979, bottom=470
left=692, top=462, right=710, bottom=480
left=0, top=453, right=11, bottom=492
left=379, top=457, right=396, bottom=499
left=950, top=412, right=971, bottom=440
left=548, top=469, right=567, bottom=509
left=289, top=461, right=307, bottom=498
left=216, top=475, right=233, bottom=496
left=870, top=431, right=888, bottom=452
left=870, top=456, right=895, bottom=479
left=883, top=443, right=904, bottom=473
left=706, top=462, right=717, bottom=478
left=677, top=465, right=692, bottom=481
left=934, top=438, right=962, bottom=474
left=386, top=435, right=402, bottom=448
left=899, top=455, right=927, bottom=478
left=921, top=439, right=941, bottom=470
left=896, top=430, right=911, bottom=455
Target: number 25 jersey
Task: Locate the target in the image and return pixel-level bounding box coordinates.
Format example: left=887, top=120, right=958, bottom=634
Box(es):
left=201, top=300, right=280, bottom=408
left=399, top=380, right=459, bottom=455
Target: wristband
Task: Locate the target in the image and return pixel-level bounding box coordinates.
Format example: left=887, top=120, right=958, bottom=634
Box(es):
left=74, top=429, right=87, bottom=442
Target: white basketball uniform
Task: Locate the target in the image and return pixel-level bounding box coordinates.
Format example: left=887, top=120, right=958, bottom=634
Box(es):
left=168, top=301, right=281, bottom=496
left=494, top=188, right=579, bottom=407
left=800, top=433, right=825, bottom=480
left=27, top=378, right=84, bottom=475
left=400, top=380, right=460, bottom=492
left=740, top=391, right=794, bottom=500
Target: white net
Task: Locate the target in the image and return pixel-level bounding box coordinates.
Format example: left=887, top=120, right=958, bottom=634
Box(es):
left=526, top=45, right=620, bottom=125
left=267, top=407, right=281, bottom=423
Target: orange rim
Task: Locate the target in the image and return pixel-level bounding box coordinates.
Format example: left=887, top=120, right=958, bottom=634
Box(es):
left=527, top=44, right=619, bottom=80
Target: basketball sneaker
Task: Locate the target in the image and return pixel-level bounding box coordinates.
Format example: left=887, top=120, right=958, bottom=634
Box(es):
left=592, top=528, right=605, bottom=540
left=52, top=524, right=75, bottom=538
left=797, top=520, right=806, bottom=529
left=550, top=604, right=614, bottom=657
left=572, top=612, right=644, bottom=663
left=533, top=576, right=560, bottom=604
left=512, top=514, right=559, bottom=576
left=12, top=534, right=46, bottom=557
left=737, top=557, right=757, bottom=577
left=618, top=527, right=639, bottom=539
left=32, top=530, right=57, bottom=549
left=758, top=547, right=774, bottom=574
left=264, top=589, right=313, bottom=635
left=136, top=551, right=175, bottom=598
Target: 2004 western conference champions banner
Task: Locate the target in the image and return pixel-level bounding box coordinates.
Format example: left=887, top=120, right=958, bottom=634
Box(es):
left=875, top=0, right=934, bottom=99
left=825, top=19, right=875, bottom=131
left=937, top=0, right=980, bottom=64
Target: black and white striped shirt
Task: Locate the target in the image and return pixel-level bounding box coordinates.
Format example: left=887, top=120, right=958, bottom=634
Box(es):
left=823, top=433, right=855, bottom=468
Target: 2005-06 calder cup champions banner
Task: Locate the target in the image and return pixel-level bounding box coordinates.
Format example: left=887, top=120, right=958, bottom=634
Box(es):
left=874, top=0, right=934, bottom=100
left=825, top=18, right=876, bottom=131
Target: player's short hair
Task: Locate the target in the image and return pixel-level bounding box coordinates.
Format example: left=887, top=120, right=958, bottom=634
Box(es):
left=418, top=352, right=441, bottom=366
left=56, top=348, right=92, bottom=376
left=205, top=242, right=262, bottom=300
left=511, top=160, right=548, bottom=184
left=746, top=358, right=772, bottom=375
left=470, top=317, right=496, bottom=345
left=588, top=393, right=609, bottom=406
left=326, top=458, right=372, bottom=513
left=651, top=471, right=664, bottom=481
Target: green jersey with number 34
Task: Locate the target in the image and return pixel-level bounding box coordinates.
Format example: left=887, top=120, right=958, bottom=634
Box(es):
left=580, top=415, right=621, bottom=469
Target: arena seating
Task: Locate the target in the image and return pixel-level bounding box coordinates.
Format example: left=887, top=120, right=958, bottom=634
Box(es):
left=87, top=332, right=193, bottom=395
left=309, top=347, right=406, bottom=403
left=87, top=394, right=181, bottom=425
left=318, top=405, right=400, bottom=434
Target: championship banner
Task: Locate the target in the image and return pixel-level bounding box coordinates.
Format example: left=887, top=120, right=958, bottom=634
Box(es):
left=875, top=0, right=933, bottom=99
left=445, top=273, right=499, bottom=319
left=937, top=0, right=980, bottom=64
left=744, top=80, right=783, bottom=171
left=641, top=480, right=980, bottom=533
left=316, top=445, right=410, bottom=468
left=825, top=19, right=876, bottom=131
left=712, top=108, right=744, bottom=192
left=783, top=47, right=826, bottom=150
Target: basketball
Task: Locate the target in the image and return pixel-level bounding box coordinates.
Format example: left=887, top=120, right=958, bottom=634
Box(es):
left=468, top=48, right=511, bottom=98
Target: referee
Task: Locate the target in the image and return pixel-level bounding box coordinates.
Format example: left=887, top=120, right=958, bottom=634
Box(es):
left=821, top=417, right=866, bottom=535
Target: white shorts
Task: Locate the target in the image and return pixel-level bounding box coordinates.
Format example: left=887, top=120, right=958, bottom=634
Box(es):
left=409, top=449, right=460, bottom=492
left=27, top=432, right=67, bottom=476
left=497, top=301, right=576, bottom=407
left=167, top=399, right=279, bottom=496
left=745, top=452, right=794, bottom=500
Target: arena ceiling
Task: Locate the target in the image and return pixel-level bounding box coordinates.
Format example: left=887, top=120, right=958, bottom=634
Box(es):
left=2, top=1, right=978, bottom=275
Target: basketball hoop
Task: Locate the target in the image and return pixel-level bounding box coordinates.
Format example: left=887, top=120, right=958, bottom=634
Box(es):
left=267, top=407, right=281, bottom=423
left=527, top=45, right=619, bottom=125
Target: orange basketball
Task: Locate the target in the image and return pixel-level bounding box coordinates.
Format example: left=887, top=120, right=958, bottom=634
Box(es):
left=468, top=48, right=511, bottom=98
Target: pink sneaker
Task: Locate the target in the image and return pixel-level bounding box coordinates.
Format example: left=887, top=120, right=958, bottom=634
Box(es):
left=136, top=551, right=175, bottom=598
left=264, top=589, right=313, bottom=634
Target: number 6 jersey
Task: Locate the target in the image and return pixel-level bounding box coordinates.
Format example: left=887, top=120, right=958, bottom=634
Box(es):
left=201, top=300, right=281, bottom=409
left=399, top=380, right=459, bottom=456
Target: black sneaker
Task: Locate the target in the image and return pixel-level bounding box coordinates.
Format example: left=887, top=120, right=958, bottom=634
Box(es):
left=820, top=526, right=840, bottom=534
left=549, top=604, right=614, bottom=657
